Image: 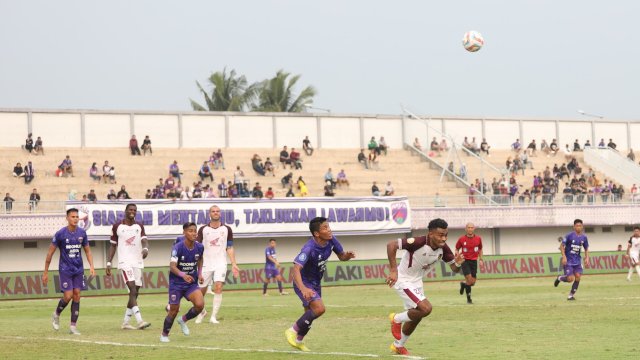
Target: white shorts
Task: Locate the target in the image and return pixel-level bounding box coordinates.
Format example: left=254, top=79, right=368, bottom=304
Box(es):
left=199, top=266, right=227, bottom=287
left=120, top=266, right=143, bottom=287
left=394, top=281, right=426, bottom=310
left=630, top=253, right=639, bottom=265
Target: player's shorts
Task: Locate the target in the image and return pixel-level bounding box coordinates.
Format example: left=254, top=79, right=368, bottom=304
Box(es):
left=199, top=266, right=227, bottom=287
left=563, top=263, right=583, bottom=276
left=120, top=266, right=143, bottom=286
left=630, top=253, right=639, bottom=265
left=394, top=281, right=426, bottom=310
left=265, top=267, right=280, bottom=279
left=168, top=284, right=200, bottom=305
left=461, top=259, right=478, bottom=277
left=59, top=271, right=86, bottom=292
left=293, top=282, right=322, bottom=307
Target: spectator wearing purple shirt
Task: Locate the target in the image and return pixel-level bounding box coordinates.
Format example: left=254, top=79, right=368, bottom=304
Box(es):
left=169, top=161, right=181, bottom=181
left=217, top=178, right=228, bottom=198
left=199, top=161, right=213, bottom=182
left=42, top=208, right=96, bottom=335
left=89, top=162, right=100, bottom=181
left=213, top=149, right=225, bottom=170
left=554, top=219, right=590, bottom=300
left=285, top=217, right=356, bottom=352
left=58, top=155, right=74, bottom=177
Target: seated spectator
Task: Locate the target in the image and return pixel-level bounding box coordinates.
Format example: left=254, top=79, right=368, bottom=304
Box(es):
left=58, top=155, right=74, bottom=177
left=540, top=139, right=549, bottom=155
left=281, top=172, right=293, bottom=188
left=89, top=162, right=100, bottom=181
left=102, top=161, right=111, bottom=183
left=264, top=157, right=275, bottom=176
left=145, top=189, right=152, bottom=199
left=563, top=144, right=573, bottom=160
left=3, top=193, right=15, bottom=213
left=29, top=188, right=40, bottom=212
left=129, top=135, right=141, bottom=155
left=384, top=181, right=395, bottom=196
left=199, top=161, right=213, bottom=182
left=141, top=135, right=152, bottom=155
left=252, top=182, right=264, bottom=199
left=290, top=148, right=302, bottom=169
left=607, top=138, right=617, bottom=150
left=265, top=187, right=275, bottom=199
left=24, top=161, right=34, bottom=184
left=462, top=137, right=472, bottom=153
left=480, top=138, right=490, bottom=156
left=324, top=168, right=336, bottom=189
left=81, top=194, right=88, bottom=202
left=25, top=133, right=33, bottom=153
left=286, top=186, right=295, bottom=197
left=413, top=137, right=422, bottom=151
left=439, top=138, right=449, bottom=152
left=324, top=181, right=335, bottom=197
left=336, top=169, right=349, bottom=187
left=213, top=148, right=225, bottom=170
left=430, top=137, right=439, bottom=152
left=107, top=189, right=117, bottom=200
left=368, top=149, right=379, bottom=169
left=33, top=136, right=44, bottom=155
left=573, top=139, right=581, bottom=152
left=549, top=139, right=559, bottom=156
left=511, top=139, right=522, bottom=152
left=117, top=185, right=130, bottom=199
left=108, top=166, right=117, bottom=184
left=279, top=146, right=290, bottom=169
left=368, top=136, right=379, bottom=155
left=302, top=135, right=314, bottom=156
left=12, top=162, right=24, bottom=177
left=583, top=140, right=591, bottom=149
left=297, top=176, right=308, bottom=197
left=174, top=181, right=183, bottom=196
left=371, top=181, right=380, bottom=196
left=234, top=166, right=246, bottom=193
left=469, top=137, right=480, bottom=155
left=218, top=178, right=228, bottom=198
left=192, top=184, right=203, bottom=199
left=251, top=154, right=266, bottom=176
left=358, top=149, right=368, bottom=169
left=378, top=136, right=388, bottom=155
left=169, top=161, right=181, bottom=181
left=628, top=149, right=636, bottom=162
left=180, top=186, right=192, bottom=200
left=87, top=189, right=97, bottom=202
left=228, top=182, right=238, bottom=198
left=526, top=140, right=536, bottom=156
left=202, top=184, right=215, bottom=199
left=164, top=174, right=176, bottom=196
left=521, top=151, right=534, bottom=170
left=597, top=138, right=606, bottom=148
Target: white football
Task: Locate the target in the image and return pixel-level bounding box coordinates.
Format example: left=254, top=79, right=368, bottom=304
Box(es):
left=462, top=31, right=484, bottom=52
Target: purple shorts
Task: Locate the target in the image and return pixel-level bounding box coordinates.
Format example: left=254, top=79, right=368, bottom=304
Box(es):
left=293, top=282, right=322, bottom=307
left=168, top=284, right=200, bottom=305
left=265, top=268, right=279, bottom=279
left=563, top=263, right=583, bottom=276
left=59, top=272, right=86, bottom=292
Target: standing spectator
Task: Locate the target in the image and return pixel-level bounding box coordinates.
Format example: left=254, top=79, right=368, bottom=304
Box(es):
left=89, top=162, right=100, bottom=181
left=33, top=136, right=44, bottom=155
left=29, top=188, right=40, bottom=212
left=234, top=166, right=245, bottom=193
left=117, top=185, right=131, bottom=199
left=25, top=133, right=34, bottom=153
left=384, top=181, right=395, bottom=196
left=217, top=178, right=228, bottom=198
left=102, top=161, right=111, bottom=183
left=199, top=161, right=213, bottom=182
left=264, top=157, right=276, bottom=177
left=265, top=187, right=275, bottom=199
left=413, top=137, right=422, bottom=151
left=607, top=139, right=617, bottom=150
left=24, top=161, right=34, bottom=184
left=324, top=168, right=336, bottom=189
left=371, top=181, right=380, bottom=196
left=164, top=174, right=176, bottom=196
left=279, top=146, right=290, bottom=169
left=460, top=163, right=468, bottom=181
left=12, top=162, right=24, bottom=178
left=526, top=140, right=537, bottom=156
left=169, top=161, right=181, bottom=181
left=336, top=169, right=349, bottom=187
left=358, top=149, right=368, bottom=169
left=58, top=155, right=74, bottom=177
left=297, top=176, right=308, bottom=197
left=87, top=189, right=97, bottom=202
left=302, top=135, right=314, bottom=156
left=480, top=138, right=490, bottom=156
left=379, top=136, right=388, bottom=155
left=107, top=189, right=117, bottom=200
left=252, top=182, right=264, bottom=199
left=290, top=148, right=302, bottom=169
left=251, top=154, right=266, bottom=176
left=573, top=139, right=581, bottom=152
left=281, top=172, right=293, bottom=189
left=129, top=135, right=141, bottom=155
left=214, top=148, right=225, bottom=170
left=108, top=166, right=117, bottom=184
left=141, top=135, right=152, bottom=155
left=3, top=193, right=15, bottom=213
left=628, top=149, right=636, bottom=162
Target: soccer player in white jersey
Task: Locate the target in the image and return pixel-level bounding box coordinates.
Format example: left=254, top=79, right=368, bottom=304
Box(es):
left=626, top=226, right=640, bottom=281
left=106, top=204, right=151, bottom=330
left=385, top=218, right=465, bottom=356
left=194, top=205, right=240, bottom=324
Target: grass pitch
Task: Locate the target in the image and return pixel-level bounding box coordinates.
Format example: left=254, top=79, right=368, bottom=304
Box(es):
left=0, top=274, right=638, bottom=359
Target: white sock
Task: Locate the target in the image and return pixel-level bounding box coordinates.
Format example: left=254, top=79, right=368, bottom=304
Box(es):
left=635, top=265, right=640, bottom=278
left=394, top=311, right=410, bottom=323
left=131, top=306, right=143, bottom=323
left=628, top=268, right=634, bottom=279
left=394, top=330, right=410, bottom=347
left=212, top=294, right=222, bottom=318
left=124, top=308, right=133, bottom=324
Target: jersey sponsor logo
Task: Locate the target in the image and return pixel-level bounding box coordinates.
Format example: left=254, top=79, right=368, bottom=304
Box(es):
left=124, top=236, right=136, bottom=246
left=66, top=239, right=70, bottom=243
left=209, top=237, right=220, bottom=246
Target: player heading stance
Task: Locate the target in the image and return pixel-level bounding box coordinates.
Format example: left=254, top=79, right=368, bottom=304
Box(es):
left=194, top=205, right=240, bottom=324
left=161, top=222, right=205, bottom=342
left=106, top=203, right=151, bottom=329
left=554, top=219, right=590, bottom=300
left=263, top=238, right=288, bottom=296
left=43, top=208, right=96, bottom=335
left=285, top=217, right=356, bottom=352
left=626, top=226, right=640, bottom=281
left=386, top=218, right=464, bottom=355
left=455, top=222, right=483, bottom=304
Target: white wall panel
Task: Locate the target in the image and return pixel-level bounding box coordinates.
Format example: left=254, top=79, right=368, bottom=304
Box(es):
left=31, top=113, right=81, bottom=147
left=362, top=118, right=403, bottom=149
left=593, top=122, right=628, bottom=150
left=558, top=121, right=592, bottom=150
left=228, top=115, right=273, bottom=148
left=85, top=114, right=130, bottom=147
left=443, top=119, right=482, bottom=146
left=133, top=114, right=180, bottom=148
left=484, top=120, right=520, bottom=149
left=0, top=112, right=29, bottom=147
left=319, top=117, right=360, bottom=148
left=182, top=115, right=226, bottom=148
left=274, top=116, right=317, bottom=149
left=629, top=123, right=640, bottom=152
left=521, top=121, right=556, bottom=147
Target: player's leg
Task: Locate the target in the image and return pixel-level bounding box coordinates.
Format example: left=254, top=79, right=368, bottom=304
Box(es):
left=275, top=273, right=288, bottom=295
left=195, top=271, right=213, bottom=323
left=568, top=268, right=582, bottom=300
left=286, top=284, right=322, bottom=351
left=68, top=274, right=83, bottom=335
left=125, top=268, right=150, bottom=329
left=555, top=264, right=575, bottom=286
left=263, top=269, right=272, bottom=295
left=390, top=286, right=430, bottom=355
left=175, top=286, right=204, bottom=337
left=161, top=290, right=181, bottom=342
left=210, top=280, right=224, bottom=323
left=52, top=272, right=75, bottom=331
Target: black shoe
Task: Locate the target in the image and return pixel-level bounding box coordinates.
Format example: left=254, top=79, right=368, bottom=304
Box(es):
left=467, top=296, right=473, bottom=304
left=554, top=277, right=560, bottom=287
left=459, top=282, right=465, bottom=295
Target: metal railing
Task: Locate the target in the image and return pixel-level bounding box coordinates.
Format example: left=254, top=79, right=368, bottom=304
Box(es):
left=408, top=194, right=640, bottom=208
left=583, top=148, right=640, bottom=188
left=0, top=200, right=67, bottom=214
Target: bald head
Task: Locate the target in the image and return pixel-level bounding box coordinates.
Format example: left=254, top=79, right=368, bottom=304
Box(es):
left=209, top=205, right=221, bottom=223
left=465, top=223, right=475, bottom=237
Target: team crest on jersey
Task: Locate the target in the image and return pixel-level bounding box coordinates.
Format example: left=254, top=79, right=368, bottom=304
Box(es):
left=195, top=254, right=200, bottom=260
left=66, top=239, right=69, bottom=243
left=391, top=202, right=408, bottom=225
left=171, top=294, right=176, bottom=301
left=172, top=250, right=177, bottom=257
left=181, top=256, right=185, bottom=260
left=63, top=282, right=68, bottom=288
left=298, top=253, right=307, bottom=262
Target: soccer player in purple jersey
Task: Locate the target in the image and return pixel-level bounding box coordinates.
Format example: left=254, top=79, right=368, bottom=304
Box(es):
left=263, top=239, right=288, bottom=296
left=554, top=219, right=590, bottom=300
left=285, top=217, right=356, bottom=352
left=42, top=208, right=96, bottom=335
left=160, top=222, right=205, bottom=343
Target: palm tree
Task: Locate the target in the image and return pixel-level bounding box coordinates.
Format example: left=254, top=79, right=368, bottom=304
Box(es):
left=253, top=70, right=316, bottom=112
left=190, top=68, right=257, bottom=111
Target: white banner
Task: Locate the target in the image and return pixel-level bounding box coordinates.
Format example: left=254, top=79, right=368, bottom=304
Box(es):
left=66, top=197, right=411, bottom=240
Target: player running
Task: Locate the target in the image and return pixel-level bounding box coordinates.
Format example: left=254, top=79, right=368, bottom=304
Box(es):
left=554, top=219, right=590, bottom=300
left=42, top=208, right=96, bottom=335
left=194, top=205, right=240, bottom=324
left=626, top=226, right=640, bottom=281
left=386, top=218, right=464, bottom=355
left=106, top=203, right=151, bottom=329
left=285, top=217, right=356, bottom=352
left=160, top=222, right=205, bottom=342
left=455, top=222, right=483, bottom=304
left=263, top=238, right=288, bottom=296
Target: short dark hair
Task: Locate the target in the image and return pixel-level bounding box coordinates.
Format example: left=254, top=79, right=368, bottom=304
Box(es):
left=309, top=217, right=327, bottom=235
left=428, top=218, right=448, bottom=231
left=573, top=219, right=583, bottom=225
left=183, top=222, right=196, bottom=230
left=125, top=203, right=137, bottom=211
left=66, top=208, right=78, bottom=216
left=269, top=238, right=276, bottom=243
left=634, top=226, right=640, bottom=231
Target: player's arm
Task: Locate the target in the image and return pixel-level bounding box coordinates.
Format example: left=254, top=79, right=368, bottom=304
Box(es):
left=170, top=260, right=193, bottom=283
left=197, top=255, right=204, bottom=284
left=478, top=239, right=484, bottom=264
left=226, top=227, right=240, bottom=276
left=267, top=255, right=280, bottom=267
left=444, top=244, right=465, bottom=273
left=140, top=224, right=149, bottom=259
left=83, top=244, right=96, bottom=277
left=560, top=243, right=567, bottom=266
left=42, top=244, right=57, bottom=286
left=291, top=263, right=314, bottom=300
left=337, top=251, right=356, bottom=261
left=583, top=244, right=590, bottom=267
left=385, top=240, right=400, bottom=287
left=106, top=224, right=118, bottom=276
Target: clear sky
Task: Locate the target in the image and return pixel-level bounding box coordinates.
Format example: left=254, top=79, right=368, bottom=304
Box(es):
left=0, top=1, right=638, bottom=119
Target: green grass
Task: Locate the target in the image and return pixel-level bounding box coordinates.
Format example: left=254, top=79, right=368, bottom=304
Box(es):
left=0, top=274, right=638, bottom=359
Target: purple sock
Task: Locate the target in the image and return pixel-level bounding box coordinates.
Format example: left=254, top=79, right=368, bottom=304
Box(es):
left=263, top=282, right=268, bottom=294
left=559, top=275, right=568, bottom=282
left=295, top=310, right=318, bottom=339
left=70, top=301, right=80, bottom=325
left=570, top=281, right=580, bottom=295
left=162, top=315, right=175, bottom=336
left=55, top=298, right=69, bottom=315
left=277, top=281, right=283, bottom=293
left=181, top=307, right=199, bottom=322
